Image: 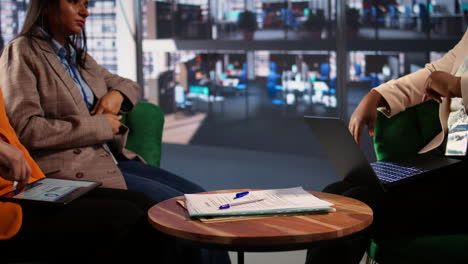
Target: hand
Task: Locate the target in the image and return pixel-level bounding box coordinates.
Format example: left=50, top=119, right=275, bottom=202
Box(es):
left=103, top=114, right=123, bottom=135
left=0, top=141, right=31, bottom=190
left=348, top=90, right=384, bottom=145
left=423, top=71, right=461, bottom=103
left=91, top=90, right=124, bottom=115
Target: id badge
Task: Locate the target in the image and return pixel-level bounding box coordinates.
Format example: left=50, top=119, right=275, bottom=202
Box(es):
left=445, top=120, right=468, bottom=156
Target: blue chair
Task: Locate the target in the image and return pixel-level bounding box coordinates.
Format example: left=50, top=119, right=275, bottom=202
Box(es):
left=281, top=8, right=300, bottom=30
left=235, top=63, right=248, bottom=92
left=318, top=63, right=330, bottom=81
left=370, top=73, right=382, bottom=88
left=354, top=63, right=362, bottom=78
left=266, top=62, right=278, bottom=96
left=362, top=8, right=372, bottom=24
left=403, top=5, right=416, bottom=29
left=321, top=77, right=336, bottom=108
left=417, top=3, right=430, bottom=32
left=388, top=5, right=399, bottom=27
left=174, top=85, right=193, bottom=116
left=371, top=6, right=385, bottom=25
left=355, top=64, right=373, bottom=82
left=266, top=62, right=285, bottom=105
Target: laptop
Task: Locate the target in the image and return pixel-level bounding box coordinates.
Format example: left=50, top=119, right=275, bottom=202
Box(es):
left=304, top=116, right=462, bottom=191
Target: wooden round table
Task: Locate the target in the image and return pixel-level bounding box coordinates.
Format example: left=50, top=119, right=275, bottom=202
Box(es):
left=148, top=190, right=373, bottom=264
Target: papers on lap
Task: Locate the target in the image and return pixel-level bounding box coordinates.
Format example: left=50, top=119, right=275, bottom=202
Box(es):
left=184, top=187, right=334, bottom=218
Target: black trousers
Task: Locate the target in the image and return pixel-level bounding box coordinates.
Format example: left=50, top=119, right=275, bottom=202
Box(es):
left=2, top=188, right=230, bottom=264
left=306, top=158, right=468, bottom=264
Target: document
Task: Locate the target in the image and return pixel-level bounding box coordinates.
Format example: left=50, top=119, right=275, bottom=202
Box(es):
left=184, top=187, right=334, bottom=218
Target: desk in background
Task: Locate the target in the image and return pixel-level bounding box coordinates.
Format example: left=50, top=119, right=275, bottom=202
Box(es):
left=219, top=78, right=239, bottom=87
left=311, top=81, right=337, bottom=108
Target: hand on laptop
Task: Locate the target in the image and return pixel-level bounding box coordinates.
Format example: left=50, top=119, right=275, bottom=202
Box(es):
left=0, top=141, right=31, bottom=190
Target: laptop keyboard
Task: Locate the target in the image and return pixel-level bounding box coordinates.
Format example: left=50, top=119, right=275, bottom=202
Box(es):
left=371, top=161, right=429, bottom=183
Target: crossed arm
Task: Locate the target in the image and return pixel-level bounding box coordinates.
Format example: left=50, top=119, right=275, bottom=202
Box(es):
left=0, top=42, right=140, bottom=151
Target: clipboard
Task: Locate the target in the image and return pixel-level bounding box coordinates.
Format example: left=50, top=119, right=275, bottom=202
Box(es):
left=0, top=178, right=101, bottom=206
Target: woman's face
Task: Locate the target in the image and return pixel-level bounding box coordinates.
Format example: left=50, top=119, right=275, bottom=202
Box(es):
left=46, top=0, right=89, bottom=43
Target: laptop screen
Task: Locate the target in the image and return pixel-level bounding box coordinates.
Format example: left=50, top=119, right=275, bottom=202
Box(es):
left=304, top=116, right=384, bottom=190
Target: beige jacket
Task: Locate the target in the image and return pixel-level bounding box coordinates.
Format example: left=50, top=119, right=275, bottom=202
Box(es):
left=374, top=30, right=468, bottom=154
left=0, top=34, right=140, bottom=189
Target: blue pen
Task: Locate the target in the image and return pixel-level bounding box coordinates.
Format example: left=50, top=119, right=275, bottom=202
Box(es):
left=233, top=191, right=249, bottom=199
left=219, top=198, right=265, bottom=210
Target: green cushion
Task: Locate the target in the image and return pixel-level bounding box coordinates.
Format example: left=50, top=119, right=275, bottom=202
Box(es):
left=415, top=100, right=442, bottom=145
left=373, top=100, right=440, bottom=161
left=121, top=101, right=164, bottom=167
left=368, top=235, right=468, bottom=264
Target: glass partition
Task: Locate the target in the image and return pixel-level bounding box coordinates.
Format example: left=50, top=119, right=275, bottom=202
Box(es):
left=0, top=0, right=28, bottom=50
left=146, top=0, right=337, bottom=40
left=0, top=0, right=119, bottom=72
left=263, top=50, right=338, bottom=112
left=348, top=50, right=403, bottom=85
left=349, top=0, right=466, bottom=40
left=141, top=48, right=339, bottom=115
left=142, top=0, right=466, bottom=40
left=347, top=50, right=434, bottom=120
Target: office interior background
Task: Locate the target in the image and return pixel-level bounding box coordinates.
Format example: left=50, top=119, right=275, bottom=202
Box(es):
left=0, top=0, right=466, bottom=263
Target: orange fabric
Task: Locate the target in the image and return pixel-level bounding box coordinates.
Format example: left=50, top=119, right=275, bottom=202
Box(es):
left=0, top=88, right=45, bottom=240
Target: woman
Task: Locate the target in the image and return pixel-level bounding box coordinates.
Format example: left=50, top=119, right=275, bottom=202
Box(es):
left=0, top=86, right=166, bottom=263
left=306, top=29, right=468, bottom=263
left=1, top=1, right=230, bottom=263
left=0, top=0, right=206, bottom=204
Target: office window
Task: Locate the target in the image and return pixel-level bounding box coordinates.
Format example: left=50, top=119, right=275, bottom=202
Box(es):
left=0, top=0, right=120, bottom=73
left=87, top=0, right=118, bottom=73
left=349, top=0, right=466, bottom=40
left=144, top=0, right=336, bottom=40
left=0, top=0, right=27, bottom=50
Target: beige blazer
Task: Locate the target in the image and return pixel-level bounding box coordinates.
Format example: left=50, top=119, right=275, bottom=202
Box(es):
left=0, top=34, right=141, bottom=189
left=374, top=29, right=468, bottom=154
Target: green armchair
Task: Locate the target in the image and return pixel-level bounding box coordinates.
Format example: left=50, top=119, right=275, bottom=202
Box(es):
left=367, top=100, right=468, bottom=263
left=121, top=101, right=165, bottom=167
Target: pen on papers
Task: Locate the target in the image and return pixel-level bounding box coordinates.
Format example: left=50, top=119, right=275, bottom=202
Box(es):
left=233, top=191, right=249, bottom=199
left=219, top=198, right=265, bottom=210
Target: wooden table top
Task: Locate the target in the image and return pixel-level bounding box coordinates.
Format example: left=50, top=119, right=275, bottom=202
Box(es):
left=147, top=189, right=373, bottom=251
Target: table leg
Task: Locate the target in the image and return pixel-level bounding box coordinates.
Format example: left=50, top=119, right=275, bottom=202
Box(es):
left=237, top=251, right=244, bottom=264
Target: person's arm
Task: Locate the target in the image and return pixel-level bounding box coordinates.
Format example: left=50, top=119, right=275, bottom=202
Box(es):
left=0, top=40, right=116, bottom=151
left=375, top=30, right=468, bottom=117
left=0, top=140, right=31, bottom=190
left=86, top=55, right=140, bottom=115
left=348, top=89, right=388, bottom=145
left=349, top=31, right=468, bottom=144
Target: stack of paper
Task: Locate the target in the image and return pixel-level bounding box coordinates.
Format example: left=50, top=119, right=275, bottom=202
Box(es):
left=184, top=187, right=334, bottom=218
